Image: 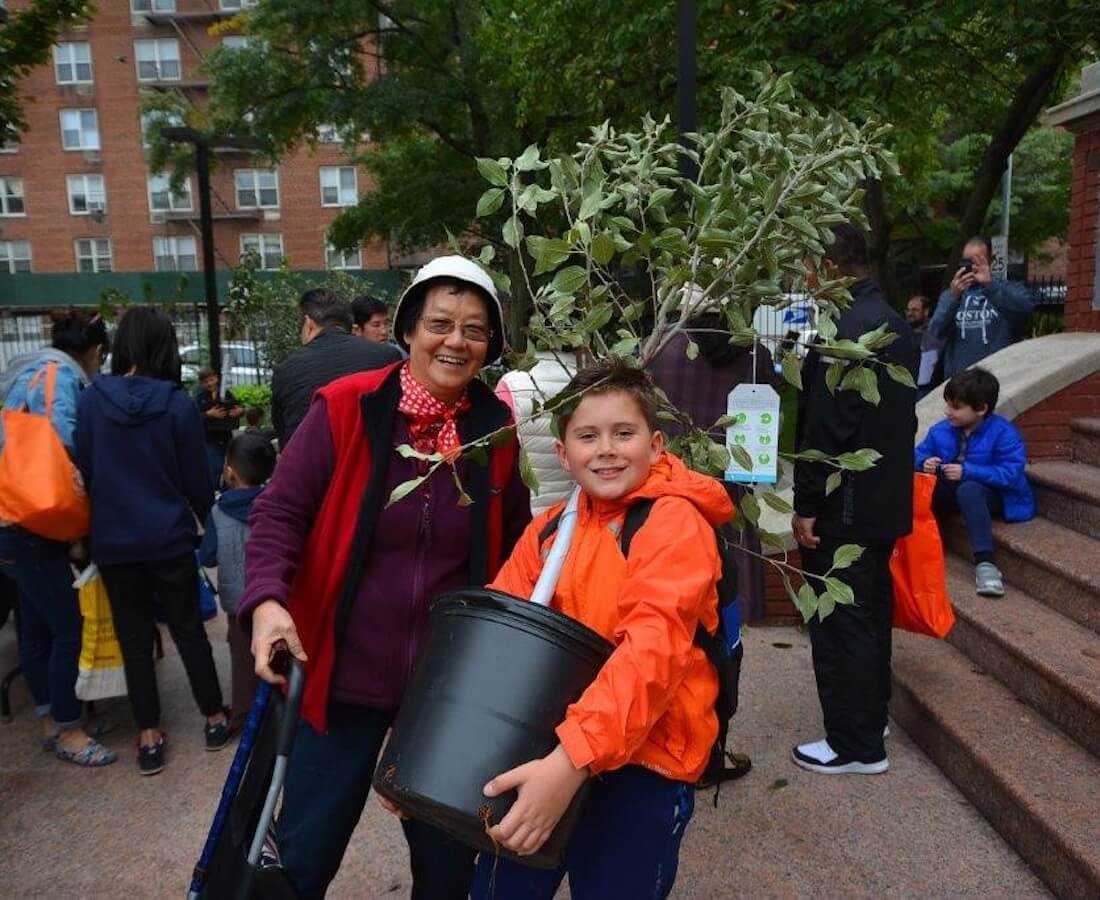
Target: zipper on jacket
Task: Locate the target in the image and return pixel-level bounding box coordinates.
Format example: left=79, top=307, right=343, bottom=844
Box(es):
left=405, top=481, right=433, bottom=695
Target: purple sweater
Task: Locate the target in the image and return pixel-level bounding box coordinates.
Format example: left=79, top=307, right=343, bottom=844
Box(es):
left=240, top=398, right=530, bottom=712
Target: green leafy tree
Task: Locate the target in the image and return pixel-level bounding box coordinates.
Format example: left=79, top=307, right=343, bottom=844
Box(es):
left=0, top=0, right=95, bottom=141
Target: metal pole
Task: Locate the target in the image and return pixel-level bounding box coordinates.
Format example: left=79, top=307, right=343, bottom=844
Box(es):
left=195, top=141, right=221, bottom=379
left=677, top=0, right=697, bottom=181
left=1000, top=153, right=1013, bottom=242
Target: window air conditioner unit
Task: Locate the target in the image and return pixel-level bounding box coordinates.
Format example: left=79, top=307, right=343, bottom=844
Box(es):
left=87, top=199, right=105, bottom=213
left=150, top=211, right=166, bottom=224
left=83, top=150, right=101, bottom=163
left=75, top=84, right=94, bottom=98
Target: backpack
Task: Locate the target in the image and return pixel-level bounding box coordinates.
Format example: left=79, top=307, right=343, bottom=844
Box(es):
left=538, top=498, right=750, bottom=792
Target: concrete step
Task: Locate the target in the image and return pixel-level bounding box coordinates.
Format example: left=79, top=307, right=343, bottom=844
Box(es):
left=943, top=516, right=1100, bottom=635
left=1028, top=460, right=1100, bottom=540
left=1071, top=417, right=1100, bottom=467
left=943, top=554, right=1100, bottom=758
left=892, top=632, right=1100, bottom=899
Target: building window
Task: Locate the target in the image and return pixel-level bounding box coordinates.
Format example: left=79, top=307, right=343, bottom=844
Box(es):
left=235, top=169, right=279, bottom=209
left=221, top=36, right=251, bottom=50
left=59, top=109, right=100, bottom=151
left=66, top=175, right=107, bottom=215
left=319, top=166, right=357, bottom=207
left=154, top=235, right=197, bottom=271
left=241, top=233, right=283, bottom=270
left=131, top=0, right=176, bottom=12
left=147, top=173, right=193, bottom=212
left=0, top=178, right=24, bottom=216
left=75, top=238, right=112, bottom=273
left=134, top=39, right=181, bottom=82
left=54, top=42, right=93, bottom=85
left=219, top=0, right=257, bottom=9
left=316, top=124, right=341, bottom=143
left=0, top=240, right=31, bottom=273
left=326, top=243, right=362, bottom=271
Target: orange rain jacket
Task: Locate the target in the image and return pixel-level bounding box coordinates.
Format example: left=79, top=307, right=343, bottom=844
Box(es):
left=489, top=452, right=734, bottom=783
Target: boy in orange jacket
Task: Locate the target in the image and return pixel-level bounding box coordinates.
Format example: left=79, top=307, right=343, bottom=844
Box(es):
left=470, top=361, right=733, bottom=900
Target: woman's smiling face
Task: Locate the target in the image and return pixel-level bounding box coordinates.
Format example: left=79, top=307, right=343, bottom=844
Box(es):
left=405, top=285, right=491, bottom=402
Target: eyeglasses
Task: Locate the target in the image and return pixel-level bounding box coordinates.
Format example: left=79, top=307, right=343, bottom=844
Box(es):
left=419, top=316, right=493, bottom=344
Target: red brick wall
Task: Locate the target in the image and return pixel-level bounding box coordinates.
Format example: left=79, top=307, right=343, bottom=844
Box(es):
left=1066, top=111, right=1100, bottom=333
left=1014, top=369, right=1100, bottom=460
left=0, top=0, right=387, bottom=275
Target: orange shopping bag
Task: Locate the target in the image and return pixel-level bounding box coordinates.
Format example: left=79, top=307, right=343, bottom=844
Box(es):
left=890, top=473, right=954, bottom=638
left=0, top=363, right=90, bottom=542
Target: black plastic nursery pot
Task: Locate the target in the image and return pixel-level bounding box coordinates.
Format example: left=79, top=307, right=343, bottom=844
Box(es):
left=372, top=588, right=613, bottom=869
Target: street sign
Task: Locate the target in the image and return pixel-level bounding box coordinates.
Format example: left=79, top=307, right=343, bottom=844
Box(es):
left=991, top=235, right=1008, bottom=281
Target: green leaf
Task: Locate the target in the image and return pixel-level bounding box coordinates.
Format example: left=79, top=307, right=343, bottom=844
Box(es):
left=817, top=315, right=838, bottom=342
left=886, top=363, right=916, bottom=389
left=731, top=444, right=753, bottom=472
left=502, top=215, right=522, bottom=249
left=514, top=143, right=546, bottom=172
left=591, top=232, right=616, bottom=266
left=686, top=339, right=699, bottom=361
left=823, top=576, right=855, bottom=605
left=825, top=361, right=844, bottom=395
left=578, top=187, right=602, bottom=221
left=386, top=475, right=426, bottom=508
left=825, top=471, right=843, bottom=496
left=836, top=449, right=881, bottom=471
left=476, top=187, right=505, bottom=218
left=519, top=448, right=539, bottom=495
left=739, top=491, right=761, bottom=525
left=830, top=543, right=864, bottom=571
left=647, top=187, right=676, bottom=209
left=551, top=265, right=587, bottom=295
left=780, top=354, right=802, bottom=390
left=451, top=467, right=474, bottom=507
left=841, top=366, right=880, bottom=405
left=476, top=157, right=508, bottom=188
left=761, top=491, right=794, bottom=514
left=530, top=237, right=570, bottom=276
left=816, top=590, right=837, bottom=621
left=395, top=444, right=443, bottom=463
left=795, top=582, right=818, bottom=622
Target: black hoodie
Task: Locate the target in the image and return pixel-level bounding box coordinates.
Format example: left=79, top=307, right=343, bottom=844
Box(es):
left=75, top=375, right=214, bottom=565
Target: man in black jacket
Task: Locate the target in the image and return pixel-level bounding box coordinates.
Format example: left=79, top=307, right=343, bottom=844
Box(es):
left=271, top=289, right=401, bottom=448
left=791, top=224, right=918, bottom=775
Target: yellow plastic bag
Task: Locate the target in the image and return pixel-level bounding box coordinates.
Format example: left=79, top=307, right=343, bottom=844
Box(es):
left=74, top=565, right=128, bottom=701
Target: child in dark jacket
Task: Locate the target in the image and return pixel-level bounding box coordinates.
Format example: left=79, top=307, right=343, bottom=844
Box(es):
left=199, top=432, right=276, bottom=732
left=914, top=367, right=1035, bottom=598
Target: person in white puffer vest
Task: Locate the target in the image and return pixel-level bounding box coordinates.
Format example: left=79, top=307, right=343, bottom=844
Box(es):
left=495, top=350, right=578, bottom=514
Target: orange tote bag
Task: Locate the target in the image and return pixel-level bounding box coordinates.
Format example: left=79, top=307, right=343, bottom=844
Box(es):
left=890, top=473, right=954, bottom=638
left=0, top=363, right=90, bottom=542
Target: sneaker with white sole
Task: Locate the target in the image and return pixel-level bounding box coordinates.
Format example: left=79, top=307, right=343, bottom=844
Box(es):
left=975, top=562, right=1005, bottom=597
left=791, top=739, right=889, bottom=775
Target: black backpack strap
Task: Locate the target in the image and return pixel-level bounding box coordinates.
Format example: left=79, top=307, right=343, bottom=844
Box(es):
left=537, top=510, right=564, bottom=548
left=618, top=498, right=656, bottom=558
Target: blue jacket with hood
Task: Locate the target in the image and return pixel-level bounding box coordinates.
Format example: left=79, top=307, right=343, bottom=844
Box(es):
left=198, top=485, right=262, bottom=616
left=914, top=414, right=1035, bottom=523
left=75, top=374, right=214, bottom=565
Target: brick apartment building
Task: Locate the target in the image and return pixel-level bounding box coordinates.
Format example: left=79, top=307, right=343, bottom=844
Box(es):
left=0, top=0, right=392, bottom=313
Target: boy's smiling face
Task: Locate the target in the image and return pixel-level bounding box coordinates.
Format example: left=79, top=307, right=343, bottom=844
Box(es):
left=556, top=389, right=664, bottom=502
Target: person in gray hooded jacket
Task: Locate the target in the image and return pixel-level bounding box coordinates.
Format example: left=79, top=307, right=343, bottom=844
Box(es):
left=198, top=431, right=275, bottom=731
left=929, top=235, right=1034, bottom=379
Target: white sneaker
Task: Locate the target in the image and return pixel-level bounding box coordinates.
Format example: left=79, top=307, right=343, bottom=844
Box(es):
left=791, top=738, right=889, bottom=775
left=975, top=562, right=1005, bottom=597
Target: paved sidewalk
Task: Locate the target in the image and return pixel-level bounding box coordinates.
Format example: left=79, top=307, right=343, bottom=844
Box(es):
left=0, top=619, right=1046, bottom=898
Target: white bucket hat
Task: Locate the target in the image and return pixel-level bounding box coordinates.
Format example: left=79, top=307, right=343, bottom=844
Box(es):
left=393, top=255, right=506, bottom=364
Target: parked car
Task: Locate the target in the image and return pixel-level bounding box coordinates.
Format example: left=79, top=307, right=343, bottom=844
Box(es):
left=180, top=342, right=267, bottom=391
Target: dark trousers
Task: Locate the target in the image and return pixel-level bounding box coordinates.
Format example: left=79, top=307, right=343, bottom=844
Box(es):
left=278, top=702, right=476, bottom=900
left=0, top=528, right=83, bottom=727
left=470, top=766, right=695, bottom=900
left=933, top=479, right=1003, bottom=559
left=803, top=535, right=896, bottom=763
left=99, top=553, right=223, bottom=729
left=225, top=614, right=259, bottom=732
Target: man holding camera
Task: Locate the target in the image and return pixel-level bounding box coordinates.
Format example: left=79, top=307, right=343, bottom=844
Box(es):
left=929, top=235, right=1034, bottom=379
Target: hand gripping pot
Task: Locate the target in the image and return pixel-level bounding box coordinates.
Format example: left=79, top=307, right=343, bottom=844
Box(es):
left=392, top=254, right=507, bottom=365
left=373, top=587, right=612, bottom=869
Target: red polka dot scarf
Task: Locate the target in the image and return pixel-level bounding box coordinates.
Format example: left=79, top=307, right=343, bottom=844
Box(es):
left=397, top=362, right=471, bottom=457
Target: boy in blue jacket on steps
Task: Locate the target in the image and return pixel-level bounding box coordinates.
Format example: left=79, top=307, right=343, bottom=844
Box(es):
left=915, top=367, right=1035, bottom=597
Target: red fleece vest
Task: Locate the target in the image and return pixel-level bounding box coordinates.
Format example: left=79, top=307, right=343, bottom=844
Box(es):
left=287, top=363, right=516, bottom=732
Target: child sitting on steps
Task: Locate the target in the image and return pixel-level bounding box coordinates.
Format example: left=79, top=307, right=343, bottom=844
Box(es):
left=469, top=360, right=733, bottom=900
left=914, top=367, right=1035, bottom=597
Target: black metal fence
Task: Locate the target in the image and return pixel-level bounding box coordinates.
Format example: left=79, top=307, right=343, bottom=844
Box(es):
left=1026, top=276, right=1066, bottom=309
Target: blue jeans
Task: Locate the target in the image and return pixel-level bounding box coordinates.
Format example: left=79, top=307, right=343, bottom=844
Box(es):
left=0, top=528, right=83, bottom=727
left=470, top=766, right=696, bottom=900
left=277, top=702, right=476, bottom=900
left=934, top=479, right=1003, bottom=558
